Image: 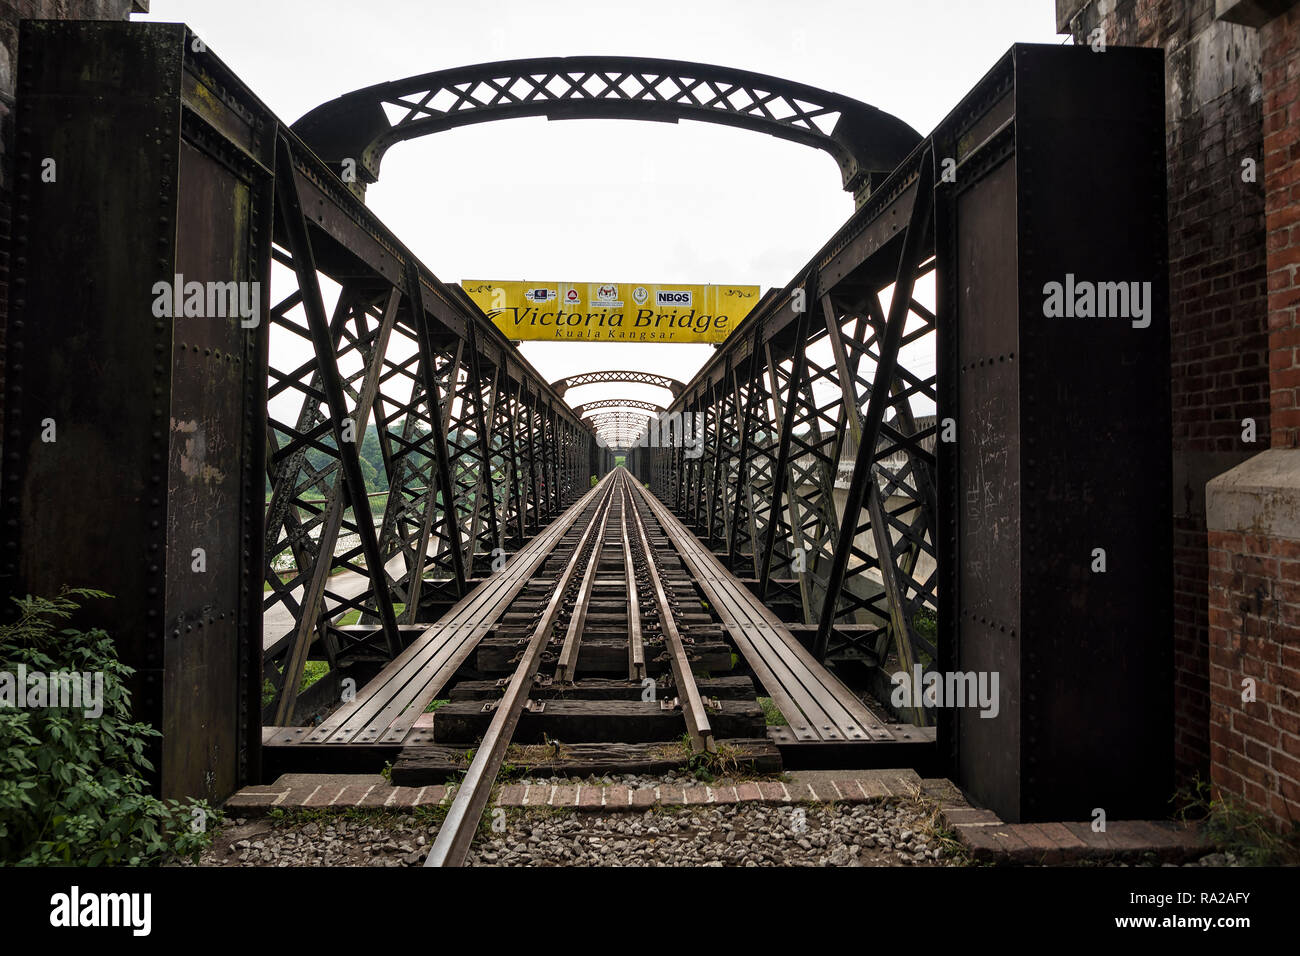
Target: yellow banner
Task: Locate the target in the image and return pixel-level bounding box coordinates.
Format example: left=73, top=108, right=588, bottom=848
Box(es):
left=461, top=280, right=760, bottom=343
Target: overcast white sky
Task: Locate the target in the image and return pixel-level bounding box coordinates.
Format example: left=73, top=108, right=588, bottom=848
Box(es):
left=140, top=0, right=1063, bottom=424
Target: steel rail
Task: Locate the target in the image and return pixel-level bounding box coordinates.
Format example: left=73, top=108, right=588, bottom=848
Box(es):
left=425, top=472, right=620, bottom=867
left=625, top=473, right=715, bottom=753
left=622, top=481, right=646, bottom=681
left=629, top=478, right=891, bottom=741
left=554, top=481, right=618, bottom=683
left=307, top=480, right=608, bottom=745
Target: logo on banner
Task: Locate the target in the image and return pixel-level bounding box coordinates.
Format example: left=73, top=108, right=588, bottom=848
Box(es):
left=656, top=290, right=693, bottom=307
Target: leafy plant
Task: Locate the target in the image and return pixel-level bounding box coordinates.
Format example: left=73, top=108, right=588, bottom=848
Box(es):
left=758, top=696, right=788, bottom=727
left=912, top=606, right=938, bottom=643
left=680, top=734, right=742, bottom=781
left=1174, top=776, right=1300, bottom=865
left=0, top=589, right=217, bottom=865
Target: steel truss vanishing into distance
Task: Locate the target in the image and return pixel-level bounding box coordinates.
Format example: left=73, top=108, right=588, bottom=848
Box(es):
left=6, top=23, right=1172, bottom=822
left=262, top=135, right=595, bottom=722
left=630, top=145, right=940, bottom=675
left=292, top=56, right=923, bottom=203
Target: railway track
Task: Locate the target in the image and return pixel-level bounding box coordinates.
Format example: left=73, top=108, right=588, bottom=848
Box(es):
left=260, top=467, right=919, bottom=863
left=424, top=468, right=760, bottom=866
left=418, top=468, right=769, bottom=868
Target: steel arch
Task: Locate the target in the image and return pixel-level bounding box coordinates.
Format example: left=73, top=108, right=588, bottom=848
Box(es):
left=587, top=411, right=652, bottom=437
left=588, top=409, right=652, bottom=441
left=292, top=56, right=921, bottom=202
left=576, top=398, right=665, bottom=416
left=552, top=369, right=686, bottom=398
left=586, top=409, right=653, bottom=424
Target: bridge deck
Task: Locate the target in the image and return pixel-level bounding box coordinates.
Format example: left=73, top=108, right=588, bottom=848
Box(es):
left=267, top=482, right=605, bottom=751
left=628, top=481, right=896, bottom=744
left=264, top=478, right=913, bottom=770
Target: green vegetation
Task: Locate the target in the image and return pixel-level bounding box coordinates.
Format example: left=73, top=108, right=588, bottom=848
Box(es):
left=1175, top=777, right=1300, bottom=865
left=260, top=660, right=331, bottom=708
left=758, top=697, right=788, bottom=727
left=302, top=661, right=329, bottom=691
left=263, top=571, right=297, bottom=593
left=911, top=606, right=938, bottom=668
left=267, top=422, right=395, bottom=501
left=0, top=589, right=217, bottom=865
left=265, top=421, right=497, bottom=507
left=336, top=604, right=405, bottom=627
left=680, top=734, right=747, bottom=782
left=423, top=698, right=450, bottom=714
left=912, top=606, right=937, bottom=643
left=903, top=785, right=970, bottom=865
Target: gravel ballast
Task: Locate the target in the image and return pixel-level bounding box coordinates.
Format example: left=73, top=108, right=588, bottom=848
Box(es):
left=192, top=797, right=952, bottom=867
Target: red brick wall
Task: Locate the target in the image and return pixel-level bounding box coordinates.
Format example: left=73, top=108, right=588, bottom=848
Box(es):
left=1065, top=0, right=1272, bottom=787
left=1199, top=0, right=1300, bottom=833
left=1263, top=3, right=1300, bottom=450
left=1207, top=527, right=1300, bottom=826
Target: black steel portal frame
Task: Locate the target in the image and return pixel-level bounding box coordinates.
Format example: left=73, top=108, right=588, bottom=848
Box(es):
left=292, top=56, right=922, bottom=204
left=2, top=23, right=596, bottom=798
left=631, top=45, right=1173, bottom=823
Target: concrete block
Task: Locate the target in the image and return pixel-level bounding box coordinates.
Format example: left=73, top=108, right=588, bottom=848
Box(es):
left=1207, top=449, right=1300, bottom=538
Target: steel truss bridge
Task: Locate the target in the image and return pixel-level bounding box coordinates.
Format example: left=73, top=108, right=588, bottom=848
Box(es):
left=2, top=21, right=1173, bottom=828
